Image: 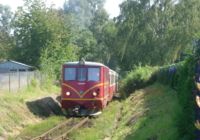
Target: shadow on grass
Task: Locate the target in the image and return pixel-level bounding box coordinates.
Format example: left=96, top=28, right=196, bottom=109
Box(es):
left=26, top=96, right=63, bottom=117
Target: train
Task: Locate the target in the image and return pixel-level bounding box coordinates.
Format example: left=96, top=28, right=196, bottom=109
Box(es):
left=60, top=60, right=118, bottom=116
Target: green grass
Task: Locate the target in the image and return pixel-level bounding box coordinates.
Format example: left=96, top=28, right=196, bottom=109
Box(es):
left=120, top=59, right=195, bottom=139
left=1, top=61, right=195, bottom=139
left=0, top=83, right=59, bottom=137
left=112, top=83, right=181, bottom=140
left=9, top=116, right=65, bottom=140
left=68, top=101, right=121, bottom=140
left=67, top=83, right=181, bottom=140
left=156, top=58, right=195, bottom=139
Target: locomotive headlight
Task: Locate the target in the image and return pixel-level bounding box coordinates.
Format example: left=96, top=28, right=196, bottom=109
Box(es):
left=93, top=91, right=97, bottom=96
left=66, top=91, right=70, bottom=96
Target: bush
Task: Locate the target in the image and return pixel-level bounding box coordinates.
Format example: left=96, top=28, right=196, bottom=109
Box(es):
left=154, top=58, right=195, bottom=139
left=156, top=62, right=183, bottom=88
left=30, top=78, right=39, bottom=88
left=120, top=65, right=158, bottom=97
left=120, top=58, right=195, bottom=139
left=170, top=58, right=195, bottom=139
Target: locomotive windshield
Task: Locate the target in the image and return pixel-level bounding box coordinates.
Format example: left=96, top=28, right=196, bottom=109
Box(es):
left=77, top=68, right=87, bottom=81
left=64, top=67, right=100, bottom=82
left=88, top=68, right=100, bottom=82
left=64, top=68, right=76, bottom=80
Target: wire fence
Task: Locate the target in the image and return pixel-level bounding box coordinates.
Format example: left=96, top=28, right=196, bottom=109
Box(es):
left=0, top=71, right=42, bottom=92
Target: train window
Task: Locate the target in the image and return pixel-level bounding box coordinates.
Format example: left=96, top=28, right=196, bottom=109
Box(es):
left=88, top=68, right=100, bottom=81
left=64, top=68, right=76, bottom=81
left=110, top=73, right=114, bottom=85
left=104, top=70, right=108, bottom=82
left=112, top=74, right=114, bottom=84
left=77, top=68, right=87, bottom=81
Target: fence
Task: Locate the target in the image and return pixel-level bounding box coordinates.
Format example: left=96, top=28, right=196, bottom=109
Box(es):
left=0, top=71, right=42, bottom=92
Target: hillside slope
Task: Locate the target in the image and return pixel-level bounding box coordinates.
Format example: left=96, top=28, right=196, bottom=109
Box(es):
left=65, top=83, right=182, bottom=140
left=0, top=86, right=61, bottom=139
left=112, top=83, right=181, bottom=140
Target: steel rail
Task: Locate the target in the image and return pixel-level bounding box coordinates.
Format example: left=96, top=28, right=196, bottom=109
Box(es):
left=31, top=117, right=88, bottom=140
left=54, top=117, right=89, bottom=140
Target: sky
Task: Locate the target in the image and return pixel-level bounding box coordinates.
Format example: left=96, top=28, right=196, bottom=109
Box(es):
left=0, top=0, right=123, bottom=18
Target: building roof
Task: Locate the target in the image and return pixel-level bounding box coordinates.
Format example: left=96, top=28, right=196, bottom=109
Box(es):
left=0, top=60, right=33, bottom=68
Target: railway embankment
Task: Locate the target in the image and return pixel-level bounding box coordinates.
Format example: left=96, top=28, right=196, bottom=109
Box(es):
left=62, top=84, right=181, bottom=140
left=12, top=100, right=122, bottom=140
left=114, top=57, right=195, bottom=140
left=112, top=83, right=182, bottom=140
left=62, top=58, right=195, bottom=140
left=1, top=58, right=196, bottom=140
left=0, top=83, right=62, bottom=139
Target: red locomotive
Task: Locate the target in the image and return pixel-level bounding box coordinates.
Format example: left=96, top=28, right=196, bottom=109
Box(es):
left=60, top=60, right=118, bottom=116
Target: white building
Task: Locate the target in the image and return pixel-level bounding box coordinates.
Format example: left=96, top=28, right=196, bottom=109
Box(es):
left=0, top=60, right=33, bottom=72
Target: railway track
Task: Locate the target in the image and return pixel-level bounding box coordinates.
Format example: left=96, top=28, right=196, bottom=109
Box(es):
left=31, top=117, right=89, bottom=140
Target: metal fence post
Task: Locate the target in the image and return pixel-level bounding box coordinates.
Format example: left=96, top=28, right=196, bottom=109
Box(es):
left=18, top=70, right=20, bottom=90
left=8, top=71, right=11, bottom=92
left=27, top=71, right=28, bottom=86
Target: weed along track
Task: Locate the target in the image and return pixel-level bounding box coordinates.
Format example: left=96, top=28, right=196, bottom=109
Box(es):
left=104, top=104, right=123, bottom=140
left=31, top=117, right=89, bottom=140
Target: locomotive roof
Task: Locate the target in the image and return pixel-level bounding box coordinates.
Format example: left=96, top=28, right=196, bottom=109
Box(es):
left=64, top=61, right=108, bottom=67
left=64, top=61, right=118, bottom=75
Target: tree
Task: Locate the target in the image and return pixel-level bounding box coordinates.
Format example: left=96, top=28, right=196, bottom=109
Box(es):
left=0, top=4, right=13, bottom=60
left=63, top=0, right=115, bottom=66
left=63, top=0, right=105, bottom=28
left=116, top=0, right=200, bottom=71
left=87, top=9, right=109, bottom=62
left=12, top=0, right=78, bottom=78
left=75, top=29, right=97, bottom=60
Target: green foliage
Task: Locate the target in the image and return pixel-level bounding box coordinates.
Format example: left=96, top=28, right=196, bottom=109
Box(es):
left=156, top=63, right=183, bottom=87
left=112, top=84, right=181, bottom=140
left=30, top=78, right=38, bottom=88
left=120, top=66, right=158, bottom=97
left=0, top=0, right=197, bottom=138
left=0, top=4, right=14, bottom=59
left=15, top=116, right=65, bottom=139
left=116, top=0, right=200, bottom=71
left=0, top=83, right=59, bottom=137
left=120, top=58, right=195, bottom=139
left=1, top=0, right=200, bottom=75
left=11, top=0, right=78, bottom=79
left=157, top=58, right=195, bottom=139
left=64, top=0, right=105, bottom=28
left=40, top=42, right=78, bottom=79
left=12, top=0, right=52, bottom=66
left=68, top=101, right=121, bottom=140
left=75, top=29, right=97, bottom=60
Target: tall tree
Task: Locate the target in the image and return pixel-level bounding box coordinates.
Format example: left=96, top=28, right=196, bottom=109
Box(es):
left=89, top=9, right=117, bottom=65
left=63, top=0, right=115, bottom=66
left=116, top=0, right=200, bottom=70
left=12, top=0, right=77, bottom=77
left=0, top=4, right=13, bottom=60
left=63, top=0, right=105, bottom=28
left=12, top=0, right=71, bottom=66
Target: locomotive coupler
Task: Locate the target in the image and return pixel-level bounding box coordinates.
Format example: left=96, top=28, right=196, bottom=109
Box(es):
left=73, top=105, right=81, bottom=115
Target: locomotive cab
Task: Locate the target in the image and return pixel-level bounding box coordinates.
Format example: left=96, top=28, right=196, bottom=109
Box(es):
left=61, top=61, right=117, bottom=116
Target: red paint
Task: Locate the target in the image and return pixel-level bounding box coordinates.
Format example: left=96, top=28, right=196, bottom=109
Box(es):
left=60, top=61, right=118, bottom=111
